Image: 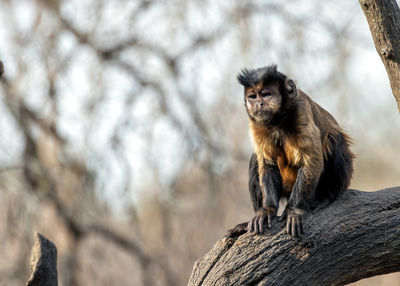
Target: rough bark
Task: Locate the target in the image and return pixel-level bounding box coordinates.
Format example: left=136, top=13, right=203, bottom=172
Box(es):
left=188, top=187, right=400, bottom=286
left=26, top=232, right=58, bottom=286
left=0, top=60, right=4, bottom=78
left=359, top=0, right=400, bottom=112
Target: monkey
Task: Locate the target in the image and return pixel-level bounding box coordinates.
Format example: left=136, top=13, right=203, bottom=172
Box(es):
left=227, top=65, right=354, bottom=238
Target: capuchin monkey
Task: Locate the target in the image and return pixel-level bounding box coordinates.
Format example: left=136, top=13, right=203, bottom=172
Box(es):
left=228, top=65, right=354, bottom=238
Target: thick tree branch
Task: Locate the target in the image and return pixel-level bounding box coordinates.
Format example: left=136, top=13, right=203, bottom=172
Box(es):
left=188, top=187, right=400, bottom=286
left=359, top=0, right=400, bottom=112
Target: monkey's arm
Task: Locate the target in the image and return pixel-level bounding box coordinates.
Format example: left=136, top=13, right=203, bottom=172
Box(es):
left=248, top=153, right=262, bottom=212
left=226, top=154, right=264, bottom=237
left=248, top=158, right=282, bottom=233
left=226, top=154, right=281, bottom=237
left=286, top=152, right=323, bottom=237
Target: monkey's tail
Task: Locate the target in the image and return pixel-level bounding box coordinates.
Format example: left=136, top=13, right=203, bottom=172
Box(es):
left=316, top=132, right=354, bottom=202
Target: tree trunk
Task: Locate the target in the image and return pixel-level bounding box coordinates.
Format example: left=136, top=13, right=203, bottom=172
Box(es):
left=0, top=60, right=4, bottom=78
left=359, top=0, right=400, bottom=112
left=188, top=187, right=400, bottom=286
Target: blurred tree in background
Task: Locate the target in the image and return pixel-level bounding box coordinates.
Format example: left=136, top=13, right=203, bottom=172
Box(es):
left=0, top=0, right=399, bottom=285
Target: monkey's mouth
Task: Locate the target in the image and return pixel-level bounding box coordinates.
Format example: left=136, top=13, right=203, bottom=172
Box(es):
left=253, top=109, right=271, bottom=121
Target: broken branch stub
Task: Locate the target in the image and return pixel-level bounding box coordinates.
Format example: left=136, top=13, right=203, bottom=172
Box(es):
left=26, top=232, right=58, bottom=286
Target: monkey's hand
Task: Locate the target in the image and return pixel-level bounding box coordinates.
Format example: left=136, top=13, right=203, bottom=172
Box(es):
left=284, top=208, right=304, bottom=237
left=248, top=207, right=275, bottom=234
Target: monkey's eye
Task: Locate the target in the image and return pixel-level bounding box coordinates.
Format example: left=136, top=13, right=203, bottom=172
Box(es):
left=261, top=91, right=272, bottom=97
left=248, top=93, right=257, bottom=99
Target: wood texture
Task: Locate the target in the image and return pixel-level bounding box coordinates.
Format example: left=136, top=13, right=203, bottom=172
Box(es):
left=359, top=0, right=400, bottom=112
left=26, top=233, right=58, bottom=286
left=188, top=187, right=400, bottom=286
left=0, top=60, right=3, bottom=78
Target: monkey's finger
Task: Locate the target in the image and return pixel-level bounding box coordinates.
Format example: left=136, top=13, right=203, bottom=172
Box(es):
left=296, top=218, right=303, bottom=235
left=286, top=217, right=291, bottom=235
left=253, top=216, right=260, bottom=233
left=291, top=217, right=296, bottom=237
left=248, top=220, right=254, bottom=232
left=253, top=217, right=258, bottom=233
left=251, top=219, right=257, bottom=233
left=267, top=214, right=272, bottom=228
left=258, top=215, right=264, bottom=233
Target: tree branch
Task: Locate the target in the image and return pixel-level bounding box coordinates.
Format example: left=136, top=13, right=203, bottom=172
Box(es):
left=188, top=187, right=400, bottom=286
left=359, top=0, right=400, bottom=112
left=0, top=60, right=3, bottom=78
left=26, top=233, right=58, bottom=286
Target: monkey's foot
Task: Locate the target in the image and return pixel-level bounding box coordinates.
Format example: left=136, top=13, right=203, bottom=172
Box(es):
left=225, top=222, right=248, bottom=238
left=248, top=207, right=275, bottom=234
left=285, top=208, right=304, bottom=237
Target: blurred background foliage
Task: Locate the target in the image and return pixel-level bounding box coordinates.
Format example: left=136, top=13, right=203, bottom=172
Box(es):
left=0, top=0, right=399, bottom=285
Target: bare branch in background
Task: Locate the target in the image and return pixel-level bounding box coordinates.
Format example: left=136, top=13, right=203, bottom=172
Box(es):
left=0, top=0, right=399, bottom=285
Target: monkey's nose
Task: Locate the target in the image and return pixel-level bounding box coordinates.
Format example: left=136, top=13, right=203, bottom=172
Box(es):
left=259, top=102, right=265, bottom=107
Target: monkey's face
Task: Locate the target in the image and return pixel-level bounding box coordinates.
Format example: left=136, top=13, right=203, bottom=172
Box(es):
left=245, top=83, right=282, bottom=122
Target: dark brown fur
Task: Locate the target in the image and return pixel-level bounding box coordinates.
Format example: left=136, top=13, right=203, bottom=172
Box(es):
left=228, top=65, right=354, bottom=238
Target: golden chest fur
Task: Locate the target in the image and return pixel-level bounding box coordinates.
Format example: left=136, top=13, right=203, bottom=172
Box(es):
left=249, top=121, right=302, bottom=194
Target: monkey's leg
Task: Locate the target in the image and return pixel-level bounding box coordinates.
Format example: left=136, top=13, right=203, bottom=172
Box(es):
left=248, top=164, right=281, bottom=234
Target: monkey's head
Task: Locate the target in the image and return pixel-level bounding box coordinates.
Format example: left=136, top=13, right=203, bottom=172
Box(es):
left=237, top=65, right=297, bottom=123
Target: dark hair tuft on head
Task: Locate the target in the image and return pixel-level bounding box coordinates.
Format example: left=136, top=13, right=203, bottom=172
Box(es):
left=237, top=68, right=255, bottom=87
left=237, top=64, right=286, bottom=87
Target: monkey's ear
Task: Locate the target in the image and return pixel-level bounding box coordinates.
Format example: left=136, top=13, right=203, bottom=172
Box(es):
left=285, top=79, right=297, bottom=98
